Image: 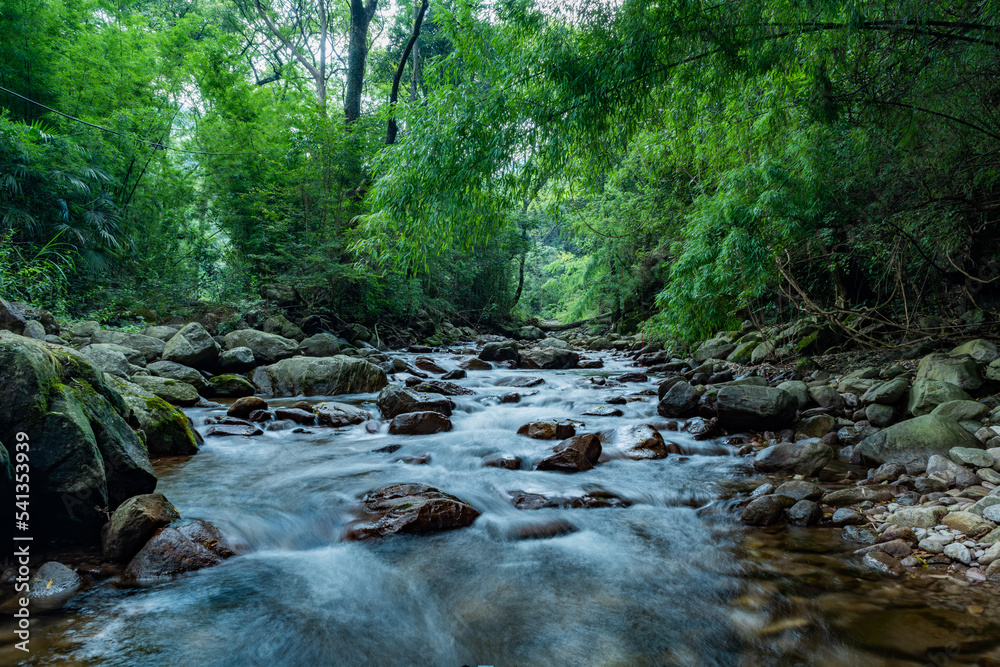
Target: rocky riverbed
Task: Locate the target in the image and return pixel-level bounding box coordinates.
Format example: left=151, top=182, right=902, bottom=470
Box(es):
left=4, top=303, right=1000, bottom=664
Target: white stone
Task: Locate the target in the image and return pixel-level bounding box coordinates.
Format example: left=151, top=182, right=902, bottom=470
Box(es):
left=944, top=542, right=973, bottom=565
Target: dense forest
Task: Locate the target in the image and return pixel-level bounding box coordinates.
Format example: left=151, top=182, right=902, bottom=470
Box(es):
left=2, top=0, right=999, bottom=344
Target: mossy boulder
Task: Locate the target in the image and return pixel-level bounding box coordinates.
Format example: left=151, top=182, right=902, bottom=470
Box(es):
left=907, top=379, right=971, bottom=416
left=91, top=330, right=165, bottom=363
left=108, top=376, right=200, bottom=457
left=0, top=332, right=156, bottom=543
left=129, top=375, right=200, bottom=407
left=951, top=339, right=999, bottom=364
left=855, top=414, right=983, bottom=467
left=915, top=353, right=982, bottom=392
left=208, top=374, right=255, bottom=398
left=251, top=355, right=388, bottom=397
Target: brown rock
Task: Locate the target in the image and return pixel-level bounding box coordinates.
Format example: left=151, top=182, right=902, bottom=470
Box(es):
left=536, top=434, right=602, bottom=472
left=315, top=402, right=371, bottom=427
left=102, top=493, right=180, bottom=562
left=414, top=356, right=447, bottom=374
left=123, top=520, right=234, bottom=582
left=459, top=358, right=492, bottom=371
left=274, top=407, right=316, bottom=425
left=517, top=420, right=578, bottom=440
left=483, top=455, right=522, bottom=470
left=598, top=424, right=668, bottom=460
left=346, top=483, right=479, bottom=540
left=205, top=424, right=264, bottom=437
left=227, top=396, right=267, bottom=419
left=388, top=411, right=453, bottom=435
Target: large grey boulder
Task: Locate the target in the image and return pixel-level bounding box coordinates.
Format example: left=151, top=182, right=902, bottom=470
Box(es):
left=91, top=330, right=165, bottom=363
left=717, top=385, right=796, bottom=431
left=0, top=298, right=27, bottom=335
left=78, top=345, right=132, bottom=377
left=217, top=347, right=256, bottom=373
left=951, top=339, right=999, bottom=364
left=915, top=353, right=982, bottom=392
left=298, top=333, right=341, bottom=357
left=102, top=492, right=180, bottom=562
left=860, top=376, right=910, bottom=405
left=854, top=414, right=983, bottom=466
left=930, top=400, right=990, bottom=422
left=0, top=332, right=156, bottom=543
left=520, top=346, right=580, bottom=369
left=224, top=329, right=299, bottom=365
left=251, top=355, right=388, bottom=397
left=147, top=360, right=209, bottom=392
left=907, top=379, right=971, bottom=416
left=162, top=323, right=220, bottom=369
left=753, top=439, right=833, bottom=475
left=656, top=381, right=700, bottom=417
left=141, top=325, right=179, bottom=342
left=376, top=384, right=452, bottom=419
left=695, top=337, right=736, bottom=362
left=129, top=375, right=200, bottom=407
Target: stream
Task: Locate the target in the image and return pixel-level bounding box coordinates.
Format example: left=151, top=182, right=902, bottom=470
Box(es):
left=7, top=349, right=1000, bottom=665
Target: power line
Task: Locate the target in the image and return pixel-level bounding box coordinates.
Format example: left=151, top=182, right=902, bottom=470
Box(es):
left=0, top=85, right=256, bottom=156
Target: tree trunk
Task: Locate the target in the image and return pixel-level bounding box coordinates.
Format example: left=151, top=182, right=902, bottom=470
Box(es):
left=345, top=0, right=379, bottom=123
left=409, top=1, right=420, bottom=103
left=385, top=0, right=428, bottom=144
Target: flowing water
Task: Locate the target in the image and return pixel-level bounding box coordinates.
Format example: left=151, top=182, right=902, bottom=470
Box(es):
left=6, top=349, right=1000, bottom=666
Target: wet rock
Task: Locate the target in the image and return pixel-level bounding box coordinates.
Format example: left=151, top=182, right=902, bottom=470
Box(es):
left=376, top=384, right=452, bottom=419
left=388, top=411, right=453, bottom=435
left=146, top=360, right=208, bottom=391
left=410, top=380, right=475, bottom=396
left=750, top=483, right=775, bottom=498
left=787, top=499, right=822, bottom=526
left=107, top=376, right=200, bottom=457
left=102, top=492, right=180, bottom=562
left=251, top=356, right=387, bottom=397
left=415, top=356, right=447, bottom=374
left=508, top=488, right=630, bottom=510
left=511, top=519, right=577, bottom=540
left=656, top=381, right=700, bottom=418
left=315, top=402, right=371, bottom=427
left=28, top=562, right=81, bottom=601
left=753, top=439, right=833, bottom=475
left=205, top=423, right=264, bottom=437
left=228, top=396, right=268, bottom=418
left=536, top=434, right=602, bottom=472
left=501, top=392, right=521, bottom=404
left=208, top=374, right=255, bottom=398
left=774, top=480, right=825, bottom=501
left=583, top=406, right=624, bottom=417
left=347, top=483, right=479, bottom=540
left=616, top=372, right=649, bottom=383
left=822, top=486, right=894, bottom=506
left=979, top=542, right=1000, bottom=566
left=854, top=415, right=982, bottom=467
left=879, top=526, right=917, bottom=545
left=741, top=495, right=795, bottom=525
left=479, top=341, right=519, bottom=362
left=862, top=551, right=903, bottom=576
left=795, top=414, right=836, bottom=439
left=483, top=455, right=522, bottom=470
left=831, top=507, right=866, bottom=526
left=942, top=511, right=996, bottom=535
left=517, top=420, right=578, bottom=440
left=856, top=539, right=913, bottom=559
left=682, top=416, right=720, bottom=440
left=441, top=369, right=467, bottom=381
left=374, top=444, right=403, bottom=454
left=716, top=385, right=796, bottom=431
left=273, top=408, right=316, bottom=425
left=123, top=520, right=234, bottom=582
left=459, top=358, right=492, bottom=371
left=597, top=424, right=668, bottom=460
left=843, top=525, right=879, bottom=544
left=495, top=376, right=544, bottom=388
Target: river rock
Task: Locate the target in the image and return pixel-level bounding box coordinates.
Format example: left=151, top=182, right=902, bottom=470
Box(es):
left=916, top=353, right=983, bottom=391
left=410, top=380, right=475, bottom=396
left=415, top=356, right=447, bottom=374
left=205, top=423, right=264, bottom=437
left=130, top=375, right=200, bottom=407
left=207, top=374, right=255, bottom=398
left=741, top=495, right=795, bottom=525
left=298, top=333, right=341, bottom=357
left=931, top=400, right=989, bottom=423
left=251, top=356, right=387, bottom=397
left=597, top=424, right=668, bottom=460
left=0, top=333, right=157, bottom=542
left=695, top=337, right=736, bottom=362
left=656, top=381, right=700, bottom=418
left=944, top=542, right=973, bottom=565
left=518, top=420, right=577, bottom=440
left=315, top=402, right=371, bottom=427
left=854, top=414, right=982, bottom=466
left=442, top=369, right=467, bottom=381
left=377, top=384, right=452, bottom=419
left=217, top=347, right=256, bottom=373
left=123, top=520, right=234, bottom=582
left=459, top=358, right=492, bottom=371
left=0, top=298, right=27, bottom=334
left=29, top=562, right=81, bottom=603
left=92, top=330, right=166, bottom=363
left=102, top=492, right=180, bottom=562
left=147, top=360, right=209, bottom=391
left=162, top=323, right=220, bottom=369
left=536, top=434, right=602, bottom=472
left=108, top=377, right=200, bottom=456
left=942, top=511, right=996, bottom=535
left=774, top=480, right=825, bottom=501
left=142, top=325, right=179, bottom=342
left=716, top=386, right=796, bottom=431
left=822, top=486, right=894, bottom=506
left=753, top=439, right=833, bottom=475
left=952, top=339, right=999, bottom=363
left=808, top=385, right=844, bottom=410
left=885, top=506, right=949, bottom=529
left=950, top=446, right=994, bottom=469
left=347, top=483, right=479, bottom=540
left=776, top=381, right=809, bottom=409
left=479, top=341, right=519, bottom=362
left=78, top=344, right=131, bottom=377
left=907, top=379, right=972, bottom=416
left=483, top=455, right=522, bottom=470
left=388, top=411, right=453, bottom=435
left=796, top=414, right=836, bottom=439
left=228, top=396, right=267, bottom=418
left=863, top=551, right=903, bottom=576
left=860, top=376, right=910, bottom=405
left=495, top=376, right=544, bottom=388
left=831, top=507, right=866, bottom=525
left=224, top=329, right=299, bottom=365
left=926, top=454, right=980, bottom=488
left=273, top=408, right=316, bottom=425
left=787, top=499, right=823, bottom=526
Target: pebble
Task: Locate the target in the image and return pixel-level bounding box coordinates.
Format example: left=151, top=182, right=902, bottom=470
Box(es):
left=943, top=542, right=973, bottom=565
left=918, top=534, right=953, bottom=554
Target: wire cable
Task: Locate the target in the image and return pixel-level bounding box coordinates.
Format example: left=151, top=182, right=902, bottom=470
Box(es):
left=0, top=85, right=256, bottom=156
